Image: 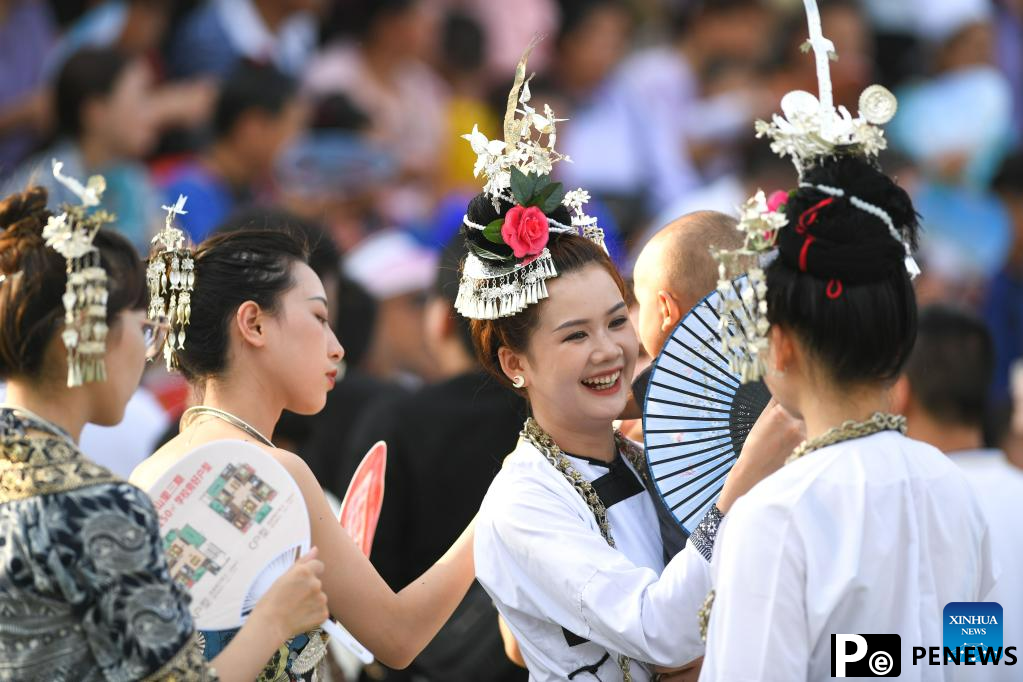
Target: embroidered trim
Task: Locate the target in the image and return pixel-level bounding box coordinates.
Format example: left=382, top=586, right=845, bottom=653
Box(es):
left=688, top=504, right=723, bottom=563
left=143, top=631, right=220, bottom=681
left=1, top=410, right=119, bottom=503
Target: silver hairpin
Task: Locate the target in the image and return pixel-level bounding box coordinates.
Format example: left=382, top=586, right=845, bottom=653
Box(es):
left=148, top=194, right=195, bottom=370
left=46, top=159, right=114, bottom=387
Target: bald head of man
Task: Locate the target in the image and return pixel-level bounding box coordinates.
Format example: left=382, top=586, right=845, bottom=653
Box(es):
left=632, top=210, right=743, bottom=358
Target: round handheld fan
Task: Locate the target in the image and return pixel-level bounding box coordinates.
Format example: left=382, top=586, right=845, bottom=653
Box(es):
left=147, top=440, right=310, bottom=629
left=146, top=439, right=373, bottom=662
left=643, top=278, right=772, bottom=536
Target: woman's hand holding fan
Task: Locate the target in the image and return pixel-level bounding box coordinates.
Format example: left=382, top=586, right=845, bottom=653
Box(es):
left=250, top=548, right=329, bottom=640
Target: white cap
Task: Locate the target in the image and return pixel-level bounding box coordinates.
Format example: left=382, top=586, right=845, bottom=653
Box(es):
left=343, top=230, right=439, bottom=301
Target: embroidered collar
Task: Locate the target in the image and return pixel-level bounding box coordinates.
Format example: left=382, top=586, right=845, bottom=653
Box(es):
left=520, top=418, right=647, bottom=681
left=0, top=408, right=117, bottom=503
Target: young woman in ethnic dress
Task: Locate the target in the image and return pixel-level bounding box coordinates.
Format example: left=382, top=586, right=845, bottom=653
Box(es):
left=0, top=186, right=329, bottom=681
left=453, top=42, right=797, bottom=679
left=130, top=227, right=476, bottom=680
left=699, top=154, right=996, bottom=681
left=463, top=228, right=794, bottom=680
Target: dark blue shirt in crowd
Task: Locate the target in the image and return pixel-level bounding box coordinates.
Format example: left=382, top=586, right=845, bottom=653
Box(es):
left=984, top=268, right=1023, bottom=408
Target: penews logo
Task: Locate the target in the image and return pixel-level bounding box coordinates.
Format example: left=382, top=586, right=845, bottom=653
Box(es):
left=831, top=634, right=901, bottom=677
left=943, top=602, right=1003, bottom=664
left=835, top=603, right=1017, bottom=675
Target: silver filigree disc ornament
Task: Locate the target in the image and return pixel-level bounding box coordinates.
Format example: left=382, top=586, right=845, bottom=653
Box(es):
left=858, top=84, right=898, bottom=125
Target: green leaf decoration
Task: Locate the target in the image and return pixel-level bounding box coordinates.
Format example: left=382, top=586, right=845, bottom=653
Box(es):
left=527, top=172, right=547, bottom=202
left=534, top=182, right=566, bottom=214
left=510, top=167, right=531, bottom=205
left=528, top=182, right=554, bottom=208
left=511, top=167, right=552, bottom=205
left=483, top=218, right=505, bottom=244
left=467, top=238, right=514, bottom=263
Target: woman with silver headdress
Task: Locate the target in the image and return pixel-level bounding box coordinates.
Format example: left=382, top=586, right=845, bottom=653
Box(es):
left=459, top=43, right=792, bottom=682
left=698, top=3, right=996, bottom=679
left=0, top=168, right=329, bottom=681
left=131, top=209, right=478, bottom=679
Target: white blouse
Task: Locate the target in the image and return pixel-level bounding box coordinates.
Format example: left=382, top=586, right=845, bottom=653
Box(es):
left=475, top=436, right=710, bottom=682
left=701, top=431, right=997, bottom=681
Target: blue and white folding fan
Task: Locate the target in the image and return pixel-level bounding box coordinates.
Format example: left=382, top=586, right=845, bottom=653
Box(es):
left=643, top=278, right=772, bottom=535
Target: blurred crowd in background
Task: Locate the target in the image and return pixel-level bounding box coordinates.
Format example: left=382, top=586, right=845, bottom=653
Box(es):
left=2, top=0, right=1022, bottom=679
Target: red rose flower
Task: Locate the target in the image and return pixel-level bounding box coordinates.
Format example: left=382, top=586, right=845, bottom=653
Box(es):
left=501, top=205, right=550, bottom=259
left=767, top=190, right=789, bottom=213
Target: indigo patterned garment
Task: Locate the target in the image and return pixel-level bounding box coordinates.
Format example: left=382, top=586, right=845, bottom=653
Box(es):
left=0, top=407, right=216, bottom=681
left=199, top=627, right=328, bottom=681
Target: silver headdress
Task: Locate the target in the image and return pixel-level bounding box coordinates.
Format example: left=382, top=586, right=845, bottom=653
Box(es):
left=44, top=160, right=114, bottom=387
left=147, top=194, right=195, bottom=370
left=455, top=38, right=604, bottom=320
left=713, top=0, right=919, bottom=383
left=754, top=0, right=897, bottom=172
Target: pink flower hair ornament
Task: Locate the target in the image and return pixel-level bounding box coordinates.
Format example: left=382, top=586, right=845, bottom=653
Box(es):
left=766, top=190, right=791, bottom=213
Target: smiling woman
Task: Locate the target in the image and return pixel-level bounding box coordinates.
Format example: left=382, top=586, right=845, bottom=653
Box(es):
left=499, top=250, right=636, bottom=430
left=467, top=230, right=724, bottom=682
left=453, top=38, right=798, bottom=682
left=471, top=235, right=628, bottom=383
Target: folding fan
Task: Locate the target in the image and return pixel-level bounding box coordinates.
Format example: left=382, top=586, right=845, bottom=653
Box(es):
left=643, top=277, right=772, bottom=536
left=147, top=439, right=372, bottom=663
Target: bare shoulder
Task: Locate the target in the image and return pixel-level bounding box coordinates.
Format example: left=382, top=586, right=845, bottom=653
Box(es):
left=267, top=447, right=318, bottom=487
left=266, top=447, right=336, bottom=524
left=267, top=446, right=309, bottom=473
left=129, top=443, right=179, bottom=489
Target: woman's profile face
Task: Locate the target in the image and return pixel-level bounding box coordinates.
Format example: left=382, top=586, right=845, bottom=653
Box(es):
left=261, top=262, right=345, bottom=415
left=517, top=264, right=638, bottom=434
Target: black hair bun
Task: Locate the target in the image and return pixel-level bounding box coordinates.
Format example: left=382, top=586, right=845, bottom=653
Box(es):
left=776, top=155, right=919, bottom=284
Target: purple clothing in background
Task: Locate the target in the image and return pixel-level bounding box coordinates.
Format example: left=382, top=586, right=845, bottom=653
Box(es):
left=0, top=0, right=57, bottom=177
left=995, top=4, right=1023, bottom=137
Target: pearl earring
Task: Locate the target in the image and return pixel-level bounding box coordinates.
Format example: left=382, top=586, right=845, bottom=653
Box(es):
left=512, top=375, right=526, bottom=388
